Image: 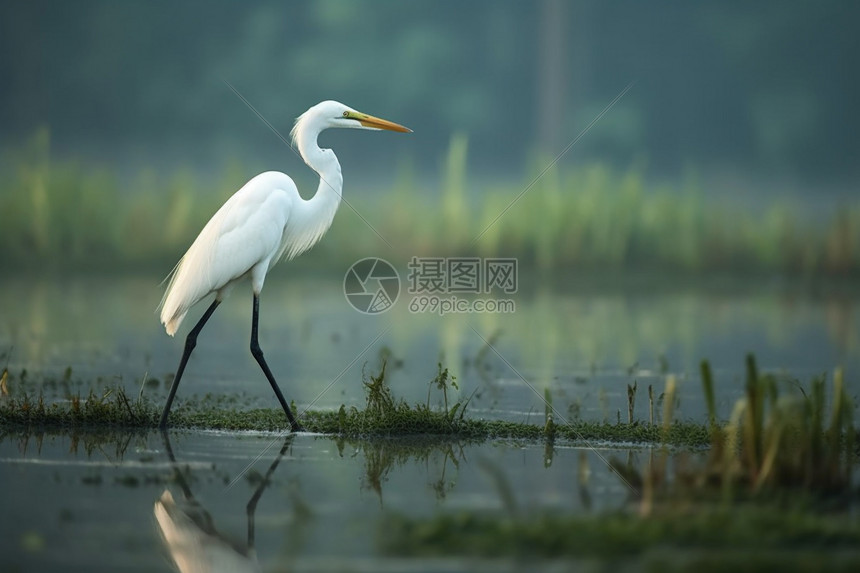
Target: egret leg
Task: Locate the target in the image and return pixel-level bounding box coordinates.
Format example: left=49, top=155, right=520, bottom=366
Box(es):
left=250, top=294, right=303, bottom=432
left=159, top=299, right=221, bottom=429
left=160, top=429, right=196, bottom=498
left=247, top=436, right=292, bottom=548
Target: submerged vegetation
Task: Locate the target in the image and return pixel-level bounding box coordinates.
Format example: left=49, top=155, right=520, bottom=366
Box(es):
left=1, top=356, right=856, bottom=472
left=2, top=130, right=859, bottom=274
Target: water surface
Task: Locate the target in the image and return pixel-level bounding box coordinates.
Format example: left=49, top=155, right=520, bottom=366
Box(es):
left=0, top=430, right=635, bottom=572
left=2, top=273, right=859, bottom=570
left=1, top=273, right=856, bottom=425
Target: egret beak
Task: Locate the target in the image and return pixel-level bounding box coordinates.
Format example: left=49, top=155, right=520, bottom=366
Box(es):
left=348, top=110, right=412, bottom=133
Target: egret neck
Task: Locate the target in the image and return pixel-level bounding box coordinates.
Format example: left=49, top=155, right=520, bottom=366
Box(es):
left=283, top=119, right=344, bottom=261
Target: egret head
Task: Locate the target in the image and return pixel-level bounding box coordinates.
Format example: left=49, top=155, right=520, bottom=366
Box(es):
left=291, top=100, right=411, bottom=148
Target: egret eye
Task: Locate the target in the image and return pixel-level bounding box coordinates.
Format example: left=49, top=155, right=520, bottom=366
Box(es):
left=342, top=111, right=349, bottom=118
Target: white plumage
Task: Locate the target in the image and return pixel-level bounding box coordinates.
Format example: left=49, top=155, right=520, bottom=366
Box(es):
left=160, top=171, right=308, bottom=336
left=156, top=99, right=410, bottom=430
left=155, top=490, right=259, bottom=573
left=158, top=100, right=409, bottom=335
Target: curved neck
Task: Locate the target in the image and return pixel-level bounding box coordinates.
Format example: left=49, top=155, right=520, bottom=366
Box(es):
left=281, top=125, right=343, bottom=260
left=296, top=126, right=343, bottom=207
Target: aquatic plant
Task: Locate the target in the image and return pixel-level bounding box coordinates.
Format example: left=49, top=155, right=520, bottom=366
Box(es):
left=375, top=357, right=859, bottom=563
left=0, top=362, right=708, bottom=444
left=0, top=356, right=855, bottom=471
left=620, top=355, right=857, bottom=515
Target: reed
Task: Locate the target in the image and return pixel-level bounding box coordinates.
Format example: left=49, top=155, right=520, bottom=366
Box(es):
left=635, top=355, right=857, bottom=514
left=2, top=130, right=859, bottom=274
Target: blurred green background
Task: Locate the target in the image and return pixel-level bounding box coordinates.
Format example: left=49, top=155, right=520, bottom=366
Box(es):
left=1, top=0, right=858, bottom=274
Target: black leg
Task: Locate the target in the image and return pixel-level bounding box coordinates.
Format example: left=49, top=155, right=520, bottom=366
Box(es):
left=159, top=299, right=221, bottom=428
left=160, top=429, right=195, bottom=499
left=250, top=294, right=303, bottom=432
left=246, top=436, right=293, bottom=548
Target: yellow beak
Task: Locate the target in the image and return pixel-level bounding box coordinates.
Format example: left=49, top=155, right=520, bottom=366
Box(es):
left=349, top=111, right=412, bottom=133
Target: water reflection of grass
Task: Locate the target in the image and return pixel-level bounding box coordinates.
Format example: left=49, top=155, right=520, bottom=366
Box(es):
left=2, top=130, right=858, bottom=273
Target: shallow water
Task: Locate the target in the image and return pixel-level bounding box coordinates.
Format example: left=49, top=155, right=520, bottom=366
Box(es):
left=2, top=273, right=860, bottom=570
left=0, top=430, right=636, bottom=572
left=0, top=273, right=857, bottom=425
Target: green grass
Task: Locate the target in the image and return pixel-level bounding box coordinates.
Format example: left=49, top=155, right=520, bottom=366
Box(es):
left=612, top=356, right=856, bottom=513
left=378, top=505, right=860, bottom=565
left=0, top=383, right=713, bottom=446
left=0, top=356, right=855, bottom=463
left=2, top=129, right=859, bottom=274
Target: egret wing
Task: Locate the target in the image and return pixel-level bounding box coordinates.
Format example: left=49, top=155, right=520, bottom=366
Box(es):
left=159, top=172, right=296, bottom=335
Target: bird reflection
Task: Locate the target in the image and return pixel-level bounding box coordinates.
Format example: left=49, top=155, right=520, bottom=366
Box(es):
left=154, top=432, right=292, bottom=573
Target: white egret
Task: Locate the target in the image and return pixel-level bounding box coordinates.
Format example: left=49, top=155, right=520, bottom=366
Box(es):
left=158, top=100, right=411, bottom=430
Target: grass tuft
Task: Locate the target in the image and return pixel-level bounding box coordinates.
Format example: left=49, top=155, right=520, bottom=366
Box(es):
left=0, top=356, right=855, bottom=468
